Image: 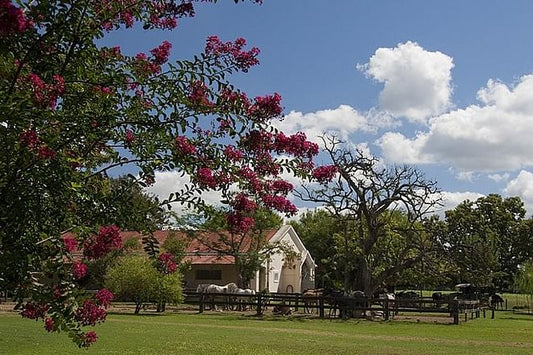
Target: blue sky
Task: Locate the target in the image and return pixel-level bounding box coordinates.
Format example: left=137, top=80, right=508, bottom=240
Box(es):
left=105, top=1, right=533, bottom=216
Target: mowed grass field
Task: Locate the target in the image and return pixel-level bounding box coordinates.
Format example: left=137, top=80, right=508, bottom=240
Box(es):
left=1, top=310, right=533, bottom=355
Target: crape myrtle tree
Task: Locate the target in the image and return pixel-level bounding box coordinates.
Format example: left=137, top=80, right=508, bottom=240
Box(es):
left=296, top=135, right=442, bottom=296
left=0, top=0, right=321, bottom=347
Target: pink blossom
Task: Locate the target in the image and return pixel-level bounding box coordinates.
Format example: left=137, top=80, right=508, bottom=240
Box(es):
left=226, top=212, right=255, bottom=235
left=150, top=40, right=172, bottom=65
left=248, top=93, right=282, bottom=122
left=188, top=80, right=213, bottom=108
left=204, top=36, right=260, bottom=72
left=20, top=302, right=48, bottom=320
left=63, top=236, right=77, bottom=253
left=223, top=146, right=243, bottom=161
left=44, top=317, right=54, bottom=332
left=84, top=225, right=122, bottom=259
left=175, top=136, right=196, bottom=155
left=125, top=129, right=134, bottom=145
left=196, top=167, right=217, bottom=189
left=233, top=194, right=258, bottom=213
left=158, top=252, right=177, bottom=274
left=82, top=331, right=98, bottom=346
left=19, top=129, right=39, bottom=150
left=0, top=0, right=32, bottom=35
left=312, top=165, right=338, bottom=183
left=94, top=289, right=114, bottom=308
left=38, top=146, right=56, bottom=160
left=72, top=261, right=88, bottom=280
left=75, top=300, right=106, bottom=326
left=269, top=180, right=294, bottom=194
left=261, top=194, right=298, bottom=215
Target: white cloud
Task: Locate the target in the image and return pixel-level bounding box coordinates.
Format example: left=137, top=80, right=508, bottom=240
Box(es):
left=377, top=131, right=433, bottom=164
left=488, top=173, right=510, bottom=183
left=358, top=41, right=454, bottom=123
left=378, top=74, right=533, bottom=172
left=503, top=170, right=533, bottom=214
left=430, top=191, right=485, bottom=217
left=274, top=104, right=397, bottom=146
left=144, top=171, right=224, bottom=215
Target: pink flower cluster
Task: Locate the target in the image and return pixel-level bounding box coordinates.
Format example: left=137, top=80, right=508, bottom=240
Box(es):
left=175, top=136, right=196, bottom=155
left=261, top=194, right=297, bottom=215
left=72, top=261, right=88, bottom=280
left=196, top=167, right=217, bottom=189
left=147, top=1, right=194, bottom=29
left=24, top=73, right=65, bottom=109
left=226, top=212, right=255, bottom=235
left=238, top=167, right=263, bottom=193
left=125, top=129, right=134, bottom=145
left=44, top=317, right=54, bottom=332
left=38, top=146, right=56, bottom=160
left=247, top=93, right=282, bottom=122
left=19, top=128, right=56, bottom=159
left=188, top=80, right=213, bottom=108
left=94, top=288, right=114, bottom=308
left=0, top=0, right=32, bottom=36
left=224, top=146, right=243, bottom=162
left=150, top=40, right=172, bottom=65
left=312, top=165, right=338, bottom=183
left=133, top=52, right=161, bottom=76
left=19, top=129, right=39, bottom=150
left=205, top=36, right=260, bottom=72
left=20, top=302, right=48, bottom=320
left=233, top=194, right=258, bottom=213
left=274, top=132, right=319, bottom=159
left=63, top=236, right=77, bottom=253
left=158, top=252, right=177, bottom=274
left=80, top=331, right=98, bottom=347
left=268, top=180, right=294, bottom=194
left=218, top=88, right=249, bottom=113
left=84, top=225, right=122, bottom=259
left=101, top=46, right=122, bottom=59
left=75, top=300, right=107, bottom=326
left=242, top=130, right=319, bottom=160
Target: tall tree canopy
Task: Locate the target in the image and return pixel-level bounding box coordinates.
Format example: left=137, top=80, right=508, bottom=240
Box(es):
left=296, top=136, right=442, bottom=295
left=442, top=194, right=533, bottom=290
left=0, top=0, right=319, bottom=346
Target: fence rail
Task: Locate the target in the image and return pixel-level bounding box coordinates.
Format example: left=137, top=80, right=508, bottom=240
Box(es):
left=183, top=292, right=491, bottom=324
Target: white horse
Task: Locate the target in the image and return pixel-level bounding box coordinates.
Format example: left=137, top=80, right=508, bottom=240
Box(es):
left=233, top=288, right=255, bottom=311
left=204, top=283, right=239, bottom=310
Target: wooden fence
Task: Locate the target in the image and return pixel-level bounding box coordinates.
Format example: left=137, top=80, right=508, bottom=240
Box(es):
left=183, top=292, right=492, bottom=324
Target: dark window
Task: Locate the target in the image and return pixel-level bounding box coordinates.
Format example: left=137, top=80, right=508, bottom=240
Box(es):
left=195, top=269, right=222, bottom=280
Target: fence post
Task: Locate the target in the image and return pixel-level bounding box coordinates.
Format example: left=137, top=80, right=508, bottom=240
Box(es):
left=199, top=293, right=204, bottom=314
left=256, top=293, right=263, bottom=316
left=295, top=294, right=299, bottom=312
left=491, top=307, right=495, bottom=319
left=319, top=296, right=325, bottom=318
left=453, top=300, right=459, bottom=325
left=384, top=299, right=390, bottom=321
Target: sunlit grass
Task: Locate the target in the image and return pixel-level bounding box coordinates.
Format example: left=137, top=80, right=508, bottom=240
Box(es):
left=1, top=309, right=533, bottom=354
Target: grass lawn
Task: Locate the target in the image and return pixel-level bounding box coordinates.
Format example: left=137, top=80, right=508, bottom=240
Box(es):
left=1, top=310, right=533, bottom=354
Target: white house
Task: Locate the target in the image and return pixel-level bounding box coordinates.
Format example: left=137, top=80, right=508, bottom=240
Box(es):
left=118, top=225, right=316, bottom=293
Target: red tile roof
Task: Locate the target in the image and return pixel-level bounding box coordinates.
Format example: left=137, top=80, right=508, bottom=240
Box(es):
left=66, top=229, right=279, bottom=265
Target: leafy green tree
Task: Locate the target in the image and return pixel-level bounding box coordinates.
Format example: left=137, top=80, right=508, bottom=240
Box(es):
left=290, top=209, right=345, bottom=289
left=105, top=254, right=182, bottom=314
left=1, top=0, right=319, bottom=346
left=443, top=194, right=533, bottom=290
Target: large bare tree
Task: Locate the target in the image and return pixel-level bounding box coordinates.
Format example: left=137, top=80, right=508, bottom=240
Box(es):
left=296, top=136, right=442, bottom=295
